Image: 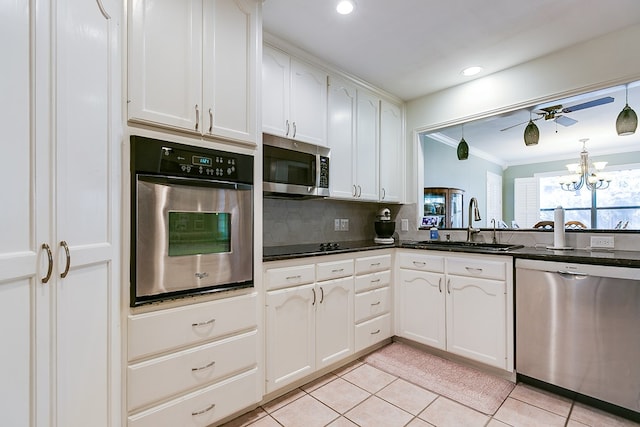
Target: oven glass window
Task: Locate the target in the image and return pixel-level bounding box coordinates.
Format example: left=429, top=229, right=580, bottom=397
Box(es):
left=168, top=211, right=231, bottom=256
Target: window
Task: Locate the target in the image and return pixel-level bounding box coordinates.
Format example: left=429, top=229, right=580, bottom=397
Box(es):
left=539, top=167, right=640, bottom=229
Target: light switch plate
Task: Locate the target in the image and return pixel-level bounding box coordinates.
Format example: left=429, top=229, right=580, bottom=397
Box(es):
left=340, top=218, right=349, bottom=231
left=334, top=218, right=340, bottom=231
left=401, top=219, right=409, bottom=231
left=590, top=235, right=614, bottom=248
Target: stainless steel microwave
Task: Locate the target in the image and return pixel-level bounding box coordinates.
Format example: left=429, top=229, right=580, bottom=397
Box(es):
left=263, top=134, right=329, bottom=198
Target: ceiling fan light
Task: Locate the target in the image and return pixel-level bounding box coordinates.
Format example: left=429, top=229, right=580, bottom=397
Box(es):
left=457, top=137, right=469, bottom=160
left=523, top=120, right=539, bottom=146
left=616, top=104, right=638, bottom=136
left=336, top=0, right=355, bottom=14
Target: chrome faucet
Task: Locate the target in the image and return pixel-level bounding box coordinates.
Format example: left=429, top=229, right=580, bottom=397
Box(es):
left=491, top=218, right=498, bottom=244
left=467, top=197, right=482, bottom=242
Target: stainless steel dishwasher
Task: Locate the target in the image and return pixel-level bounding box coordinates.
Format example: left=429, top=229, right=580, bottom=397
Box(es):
left=516, top=258, right=640, bottom=414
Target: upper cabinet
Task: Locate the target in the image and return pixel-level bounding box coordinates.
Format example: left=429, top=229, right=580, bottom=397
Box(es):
left=328, top=76, right=404, bottom=202
left=262, top=45, right=328, bottom=146
left=128, top=0, right=260, bottom=145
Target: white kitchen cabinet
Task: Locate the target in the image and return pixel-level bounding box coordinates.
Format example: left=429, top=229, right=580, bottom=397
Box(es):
left=396, top=250, right=512, bottom=371
left=327, top=76, right=380, bottom=201
left=379, top=99, right=404, bottom=202
left=264, top=256, right=355, bottom=393
left=127, top=293, right=260, bottom=425
left=0, top=0, right=121, bottom=426
left=128, top=0, right=259, bottom=144
left=262, top=44, right=328, bottom=145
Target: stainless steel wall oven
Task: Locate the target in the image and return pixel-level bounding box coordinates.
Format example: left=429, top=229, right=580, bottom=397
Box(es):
left=130, top=136, right=253, bottom=306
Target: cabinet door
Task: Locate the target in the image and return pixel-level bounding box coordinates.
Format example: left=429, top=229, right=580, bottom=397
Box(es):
left=262, top=45, right=290, bottom=137
left=290, top=58, right=328, bottom=145
left=265, top=284, right=316, bottom=393
left=129, top=0, right=202, bottom=131
left=316, top=277, right=354, bottom=369
left=0, top=2, right=37, bottom=425
left=355, top=88, right=379, bottom=200
left=327, top=76, right=357, bottom=198
left=397, top=270, right=446, bottom=349
left=202, top=0, right=257, bottom=144
left=53, top=0, right=120, bottom=425
left=380, top=100, right=403, bottom=202
left=446, top=276, right=506, bottom=369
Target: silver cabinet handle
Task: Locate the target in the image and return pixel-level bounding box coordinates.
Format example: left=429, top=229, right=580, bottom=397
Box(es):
left=192, top=318, right=215, bottom=327
left=352, top=184, right=357, bottom=197
left=286, top=275, right=302, bottom=280
left=438, top=277, right=442, bottom=293
left=447, top=279, right=451, bottom=294
left=371, top=301, right=381, bottom=306
left=412, top=261, right=426, bottom=267
left=370, top=262, right=380, bottom=267
left=195, top=104, right=200, bottom=131
left=371, top=329, right=381, bottom=335
left=331, top=268, right=344, bottom=273
left=208, top=108, right=213, bottom=133
left=370, top=278, right=381, bottom=283
left=41, top=243, right=53, bottom=284
left=320, top=287, right=324, bottom=304
left=192, top=403, right=215, bottom=416
left=312, top=288, right=316, bottom=305
left=191, top=360, right=216, bottom=372
left=285, top=120, right=290, bottom=136
left=465, top=267, right=483, bottom=274
left=382, top=188, right=386, bottom=200
left=292, top=122, right=297, bottom=138
left=60, top=241, right=70, bottom=278
left=357, top=185, right=362, bottom=197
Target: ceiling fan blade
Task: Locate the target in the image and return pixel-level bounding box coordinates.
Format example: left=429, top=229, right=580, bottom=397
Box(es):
left=499, top=116, right=541, bottom=132
left=561, top=96, right=614, bottom=113
left=555, top=115, right=578, bottom=127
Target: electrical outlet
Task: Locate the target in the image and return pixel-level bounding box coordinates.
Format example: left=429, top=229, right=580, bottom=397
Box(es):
left=591, top=235, right=614, bottom=248
left=334, top=218, right=340, bottom=231
left=340, top=218, right=349, bottom=231
left=401, top=219, right=409, bottom=231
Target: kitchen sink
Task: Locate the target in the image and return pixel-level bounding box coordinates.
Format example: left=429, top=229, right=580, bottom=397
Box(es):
left=404, top=240, right=524, bottom=252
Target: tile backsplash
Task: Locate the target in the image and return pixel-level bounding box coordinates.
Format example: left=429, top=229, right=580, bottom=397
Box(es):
left=263, top=198, right=403, bottom=246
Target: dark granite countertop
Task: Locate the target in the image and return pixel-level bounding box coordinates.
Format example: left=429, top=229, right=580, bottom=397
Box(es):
left=264, top=239, right=640, bottom=268
left=263, top=240, right=396, bottom=262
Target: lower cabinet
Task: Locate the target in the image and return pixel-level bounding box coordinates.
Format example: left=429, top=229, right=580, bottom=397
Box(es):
left=396, top=250, right=513, bottom=371
left=264, top=250, right=392, bottom=394
left=126, top=293, right=260, bottom=427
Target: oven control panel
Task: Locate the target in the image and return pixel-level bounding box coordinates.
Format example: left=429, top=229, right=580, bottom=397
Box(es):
left=131, top=136, right=253, bottom=184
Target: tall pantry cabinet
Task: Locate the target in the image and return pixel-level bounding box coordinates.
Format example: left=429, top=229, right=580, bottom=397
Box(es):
left=0, top=0, right=121, bottom=426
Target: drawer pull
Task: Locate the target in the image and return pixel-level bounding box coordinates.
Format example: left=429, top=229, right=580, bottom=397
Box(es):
left=192, top=403, right=216, bottom=416
left=412, top=261, right=426, bottom=267
left=331, top=268, right=344, bottom=273
left=285, top=275, right=302, bottom=280
left=192, top=318, right=215, bottom=327
left=465, top=267, right=483, bottom=274
left=371, top=301, right=381, bottom=306
left=370, top=262, right=380, bottom=267
left=371, top=329, right=381, bottom=335
left=191, top=360, right=216, bottom=372
left=371, top=278, right=381, bottom=283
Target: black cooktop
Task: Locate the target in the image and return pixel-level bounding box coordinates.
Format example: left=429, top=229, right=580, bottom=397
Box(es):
left=263, top=240, right=395, bottom=261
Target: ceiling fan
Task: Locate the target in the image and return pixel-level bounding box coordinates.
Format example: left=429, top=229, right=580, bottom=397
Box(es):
left=500, top=96, right=615, bottom=131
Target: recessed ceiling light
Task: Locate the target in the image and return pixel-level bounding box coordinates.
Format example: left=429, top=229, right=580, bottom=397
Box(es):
left=336, top=0, right=355, bottom=15
left=461, top=66, right=483, bottom=77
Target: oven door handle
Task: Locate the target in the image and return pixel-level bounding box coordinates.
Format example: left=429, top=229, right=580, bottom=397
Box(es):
left=137, top=174, right=252, bottom=191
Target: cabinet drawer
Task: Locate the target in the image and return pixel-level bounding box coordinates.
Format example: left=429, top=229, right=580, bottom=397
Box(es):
left=316, top=259, right=354, bottom=281
left=264, top=264, right=315, bottom=291
left=398, top=252, right=444, bottom=273
left=355, top=287, right=391, bottom=323
left=355, top=313, right=391, bottom=353
left=355, top=254, right=391, bottom=275
left=128, top=330, right=257, bottom=412
left=128, top=368, right=259, bottom=427
left=447, top=257, right=507, bottom=281
left=128, top=293, right=257, bottom=361
left=355, top=270, right=390, bottom=293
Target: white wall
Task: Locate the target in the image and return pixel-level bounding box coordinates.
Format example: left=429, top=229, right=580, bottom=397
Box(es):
left=405, top=23, right=640, bottom=205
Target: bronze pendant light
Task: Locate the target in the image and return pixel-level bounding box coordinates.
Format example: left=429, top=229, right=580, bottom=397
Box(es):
left=616, top=85, right=638, bottom=136
left=523, top=113, right=540, bottom=146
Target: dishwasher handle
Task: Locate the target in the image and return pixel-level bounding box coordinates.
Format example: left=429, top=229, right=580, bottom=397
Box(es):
left=557, top=270, right=589, bottom=279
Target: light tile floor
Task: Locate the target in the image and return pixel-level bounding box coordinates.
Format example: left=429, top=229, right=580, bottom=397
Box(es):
left=223, top=358, right=640, bottom=427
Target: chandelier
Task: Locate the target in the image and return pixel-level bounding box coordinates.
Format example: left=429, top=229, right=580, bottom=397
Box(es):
left=559, top=139, right=611, bottom=191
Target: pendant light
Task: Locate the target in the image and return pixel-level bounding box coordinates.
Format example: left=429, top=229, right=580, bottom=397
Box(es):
left=457, top=124, right=469, bottom=160
left=616, top=85, right=638, bottom=136
left=523, top=113, right=539, bottom=146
